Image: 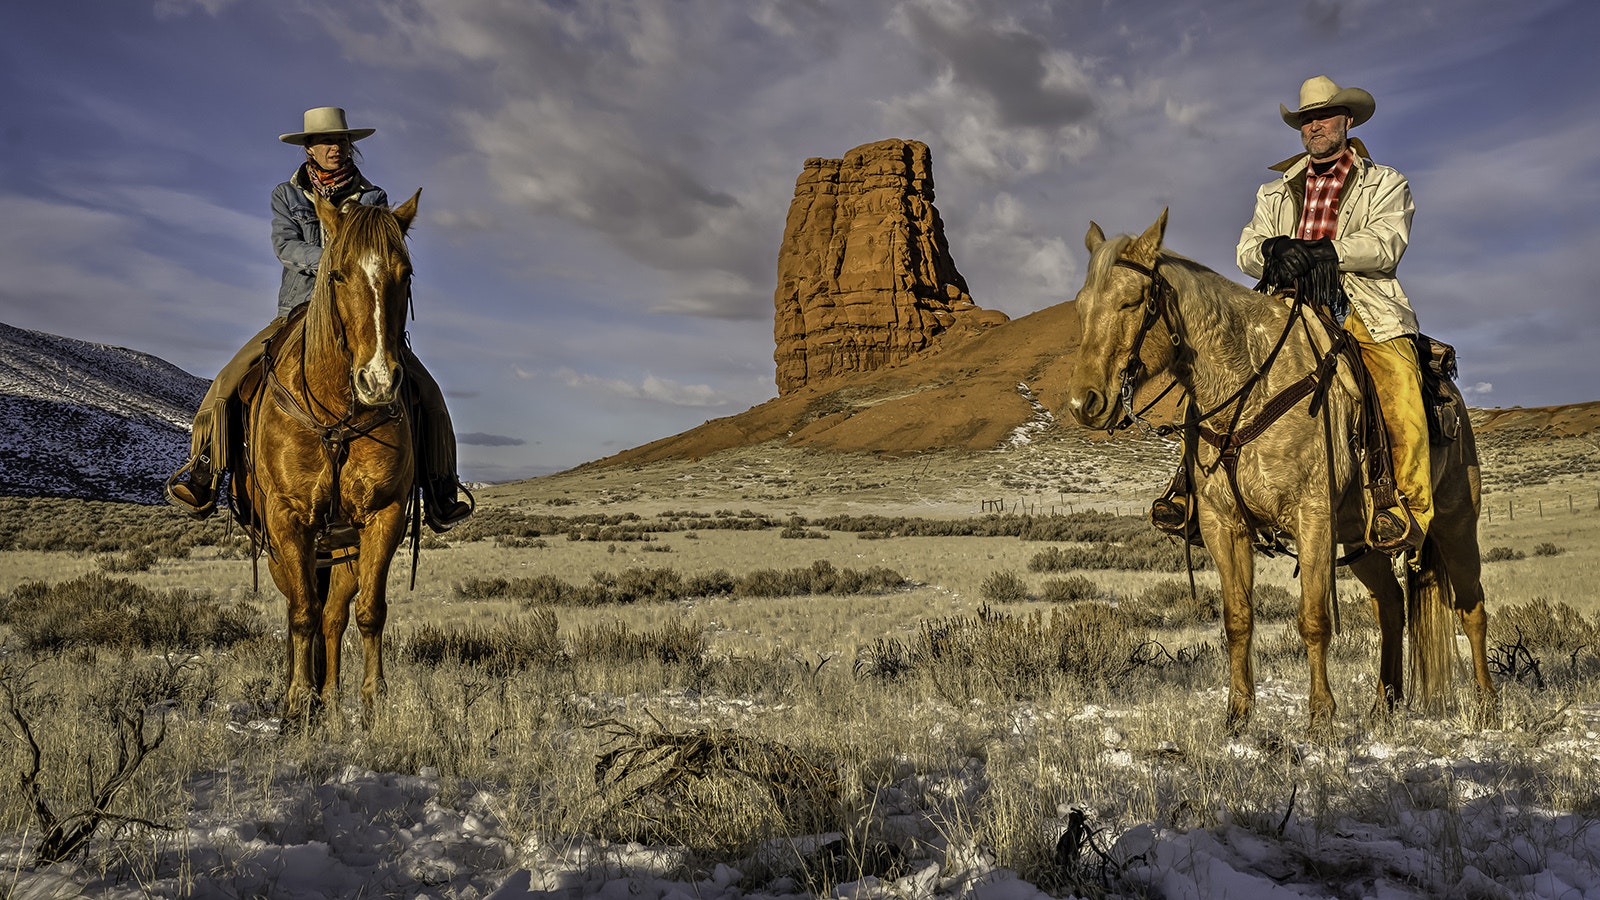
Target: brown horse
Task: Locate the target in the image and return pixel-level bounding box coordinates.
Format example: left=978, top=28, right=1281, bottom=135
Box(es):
left=1065, top=211, right=1495, bottom=732
left=236, top=191, right=420, bottom=723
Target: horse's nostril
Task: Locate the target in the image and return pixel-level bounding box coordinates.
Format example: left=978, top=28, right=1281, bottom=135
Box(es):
left=1084, top=390, right=1104, bottom=419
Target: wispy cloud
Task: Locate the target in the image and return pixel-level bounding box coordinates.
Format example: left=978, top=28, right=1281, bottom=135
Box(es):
left=458, top=432, right=525, bottom=447
left=555, top=368, right=727, bottom=408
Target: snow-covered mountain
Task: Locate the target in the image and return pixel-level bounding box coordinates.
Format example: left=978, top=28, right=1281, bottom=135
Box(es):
left=0, top=322, right=207, bottom=504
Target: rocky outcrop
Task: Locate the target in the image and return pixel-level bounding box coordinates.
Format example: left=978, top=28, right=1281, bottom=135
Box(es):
left=773, top=139, right=1007, bottom=395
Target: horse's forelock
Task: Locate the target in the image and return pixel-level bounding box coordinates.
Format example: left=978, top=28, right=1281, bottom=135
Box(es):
left=331, top=204, right=408, bottom=264
left=1085, top=233, right=1134, bottom=293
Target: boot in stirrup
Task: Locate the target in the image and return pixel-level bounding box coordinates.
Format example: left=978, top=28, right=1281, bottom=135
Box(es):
left=165, top=457, right=217, bottom=518
left=1150, top=466, right=1200, bottom=544
left=1368, top=497, right=1423, bottom=556
left=424, top=479, right=475, bottom=532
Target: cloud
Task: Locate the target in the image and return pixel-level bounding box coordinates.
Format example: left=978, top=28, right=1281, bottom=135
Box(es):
left=153, top=0, right=239, bottom=18
left=556, top=368, right=727, bottom=408
left=457, top=432, right=525, bottom=447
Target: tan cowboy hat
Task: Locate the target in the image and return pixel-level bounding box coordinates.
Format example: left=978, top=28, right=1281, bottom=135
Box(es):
left=1280, top=76, right=1375, bottom=129
left=278, top=107, right=376, bottom=145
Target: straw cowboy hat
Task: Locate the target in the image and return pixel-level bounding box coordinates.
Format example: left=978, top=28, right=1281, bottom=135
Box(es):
left=278, top=107, right=376, bottom=145
left=1280, top=76, right=1375, bottom=129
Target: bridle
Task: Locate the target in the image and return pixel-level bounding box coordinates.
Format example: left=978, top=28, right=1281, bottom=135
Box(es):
left=1105, top=257, right=1183, bottom=435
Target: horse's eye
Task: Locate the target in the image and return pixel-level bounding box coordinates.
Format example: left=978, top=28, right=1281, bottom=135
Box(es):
left=329, top=270, right=346, bottom=284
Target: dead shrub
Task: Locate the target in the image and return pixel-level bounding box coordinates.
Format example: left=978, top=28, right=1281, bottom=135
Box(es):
left=582, top=719, right=839, bottom=852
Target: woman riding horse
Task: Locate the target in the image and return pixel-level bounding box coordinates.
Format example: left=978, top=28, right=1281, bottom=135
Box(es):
left=166, top=107, right=471, bottom=532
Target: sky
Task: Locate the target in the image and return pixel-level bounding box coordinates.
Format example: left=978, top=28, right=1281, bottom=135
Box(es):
left=2, top=0, right=1597, bottom=482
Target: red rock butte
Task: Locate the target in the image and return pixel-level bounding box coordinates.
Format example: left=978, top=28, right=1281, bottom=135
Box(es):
left=773, top=139, right=1009, bottom=395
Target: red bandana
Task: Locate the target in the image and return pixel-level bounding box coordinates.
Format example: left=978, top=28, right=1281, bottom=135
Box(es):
left=304, top=161, right=361, bottom=203
left=1297, top=148, right=1354, bottom=241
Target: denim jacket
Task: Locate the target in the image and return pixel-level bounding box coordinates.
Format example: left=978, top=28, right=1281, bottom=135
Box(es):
left=271, top=167, right=387, bottom=316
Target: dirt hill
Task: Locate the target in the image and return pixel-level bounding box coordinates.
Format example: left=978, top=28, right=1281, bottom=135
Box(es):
left=580, top=294, right=1600, bottom=474
left=587, top=297, right=1145, bottom=469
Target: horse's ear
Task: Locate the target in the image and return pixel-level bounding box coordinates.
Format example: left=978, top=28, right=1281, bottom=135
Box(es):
left=1125, top=208, right=1169, bottom=266
left=392, top=189, right=421, bottom=234
left=1085, top=222, right=1105, bottom=252
left=314, top=192, right=342, bottom=243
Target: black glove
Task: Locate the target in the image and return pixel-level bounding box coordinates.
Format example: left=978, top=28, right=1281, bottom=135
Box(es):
left=1303, top=236, right=1338, bottom=264
left=1262, top=236, right=1316, bottom=280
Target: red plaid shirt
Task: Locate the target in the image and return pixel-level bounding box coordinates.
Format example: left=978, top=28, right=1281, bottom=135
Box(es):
left=1297, top=148, right=1354, bottom=240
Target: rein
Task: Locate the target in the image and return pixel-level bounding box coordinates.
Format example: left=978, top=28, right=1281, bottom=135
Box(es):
left=1107, top=253, right=1366, bottom=629
left=246, top=270, right=420, bottom=586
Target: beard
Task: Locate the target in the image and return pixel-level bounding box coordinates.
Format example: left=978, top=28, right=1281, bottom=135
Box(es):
left=1302, top=126, right=1348, bottom=161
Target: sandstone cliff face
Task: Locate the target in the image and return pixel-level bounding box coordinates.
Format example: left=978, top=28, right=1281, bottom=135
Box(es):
left=773, top=139, right=1007, bottom=395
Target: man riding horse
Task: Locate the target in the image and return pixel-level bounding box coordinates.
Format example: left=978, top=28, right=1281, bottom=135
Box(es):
left=1153, top=75, right=1429, bottom=555
left=167, top=107, right=472, bottom=532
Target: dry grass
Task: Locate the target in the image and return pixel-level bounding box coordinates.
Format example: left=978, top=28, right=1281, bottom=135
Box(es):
left=1, top=434, right=1599, bottom=894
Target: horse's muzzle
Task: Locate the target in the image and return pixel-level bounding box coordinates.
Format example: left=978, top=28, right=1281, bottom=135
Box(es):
left=354, top=364, right=403, bottom=408
left=1067, top=387, right=1111, bottom=429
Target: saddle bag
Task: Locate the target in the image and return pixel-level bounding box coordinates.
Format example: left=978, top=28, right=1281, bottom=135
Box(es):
left=1415, top=333, right=1461, bottom=444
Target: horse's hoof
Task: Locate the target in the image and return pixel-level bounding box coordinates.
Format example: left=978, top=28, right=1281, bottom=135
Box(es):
left=1473, top=691, right=1502, bottom=729
left=1226, top=703, right=1254, bottom=736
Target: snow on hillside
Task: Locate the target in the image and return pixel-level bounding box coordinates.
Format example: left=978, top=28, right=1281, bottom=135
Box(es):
left=0, top=322, right=206, bottom=504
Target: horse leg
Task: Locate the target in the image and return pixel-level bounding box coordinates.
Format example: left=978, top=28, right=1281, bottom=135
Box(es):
left=320, top=563, right=360, bottom=713
left=1205, top=512, right=1257, bottom=733
left=353, top=512, right=404, bottom=718
left=1350, top=550, right=1405, bottom=711
left=1436, top=519, right=1498, bottom=718
left=1293, top=515, right=1337, bottom=732
left=267, top=537, right=321, bottom=724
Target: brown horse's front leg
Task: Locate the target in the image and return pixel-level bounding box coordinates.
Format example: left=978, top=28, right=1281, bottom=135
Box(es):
left=268, top=534, right=321, bottom=724
left=353, top=508, right=404, bottom=716
left=321, top=564, right=360, bottom=713
left=1204, top=508, right=1256, bottom=733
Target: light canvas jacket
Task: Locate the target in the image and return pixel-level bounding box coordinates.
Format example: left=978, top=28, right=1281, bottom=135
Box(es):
left=271, top=167, right=387, bottom=317
left=1236, top=150, right=1418, bottom=343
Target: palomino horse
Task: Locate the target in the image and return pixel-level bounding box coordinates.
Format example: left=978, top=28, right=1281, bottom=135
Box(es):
left=1065, top=211, right=1494, bottom=732
left=236, top=191, right=420, bottom=723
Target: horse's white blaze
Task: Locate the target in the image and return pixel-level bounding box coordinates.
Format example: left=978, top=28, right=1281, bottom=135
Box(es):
left=355, top=251, right=397, bottom=401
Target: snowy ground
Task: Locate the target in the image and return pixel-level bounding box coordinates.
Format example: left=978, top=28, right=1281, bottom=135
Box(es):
left=8, top=682, right=1600, bottom=900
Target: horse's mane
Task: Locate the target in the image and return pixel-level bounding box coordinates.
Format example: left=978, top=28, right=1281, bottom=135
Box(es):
left=328, top=203, right=408, bottom=261
left=308, top=203, right=410, bottom=308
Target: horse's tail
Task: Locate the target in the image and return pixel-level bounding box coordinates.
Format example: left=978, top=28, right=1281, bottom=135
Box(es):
left=1407, top=535, right=1458, bottom=711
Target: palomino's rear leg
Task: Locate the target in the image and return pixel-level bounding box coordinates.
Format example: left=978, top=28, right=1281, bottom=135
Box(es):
left=1350, top=550, right=1405, bottom=710
left=1437, top=524, right=1498, bottom=713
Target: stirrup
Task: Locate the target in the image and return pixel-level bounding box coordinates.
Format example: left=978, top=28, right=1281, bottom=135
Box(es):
left=1368, top=505, right=1422, bottom=555
left=1150, top=496, right=1202, bottom=546
left=164, top=458, right=217, bottom=518
left=424, top=482, right=475, bottom=532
